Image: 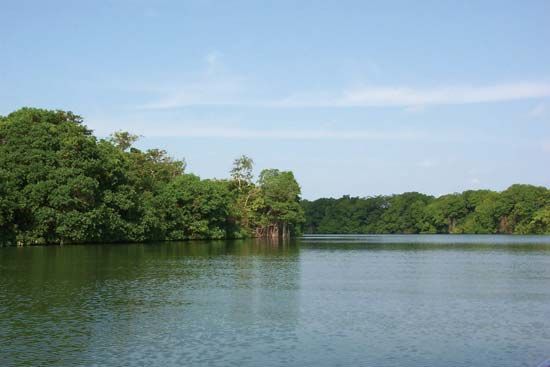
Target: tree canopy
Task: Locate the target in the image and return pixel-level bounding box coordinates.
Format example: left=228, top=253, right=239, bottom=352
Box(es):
left=0, top=108, right=304, bottom=245
left=302, top=185, right=550, bottom=235
left=1, top=107, right=548, bottom=245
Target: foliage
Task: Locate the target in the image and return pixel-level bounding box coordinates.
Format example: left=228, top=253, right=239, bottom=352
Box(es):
left=0, top=108, right=304, bottom=245
left=302, top=186, right=550, bottom=235
left=230, top=155, right=254, bottom=191
left=1, top=107, right=547, bottom=245
left=109, top=130, right=140, bottom=151
left=255, top=169, right=305, bottom=237
left=152, top=175, right=232, bottom=240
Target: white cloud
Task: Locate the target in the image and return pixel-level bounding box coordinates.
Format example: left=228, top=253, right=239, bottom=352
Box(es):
left=170, top=127, right=426, bottom=140
left=138, top=77, right=247, bottom=109
left=274, top=82, right=550, bottom=108
left=135, top=53, right=550, bottom=110
left=142, top=79, right=550, bottom=109
left=87, top=120, right=428, bottom=141
left=529, top=103, right=546, bottom=117
left=205, top=51, right=223, bottom=73
left=136, top=51, right=251, bottom=110
left=470, top=178, right=481, bottom=184
left=404, top=105, right=426, bottom=113
left=417, top=159, right=438, bottom=168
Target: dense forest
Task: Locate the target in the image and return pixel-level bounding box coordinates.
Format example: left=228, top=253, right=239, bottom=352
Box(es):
left=0, top=108, right=304, bottom=245
left=302, top=186, right=550, bottom=235
left=1, top=108, right=549, bottom=246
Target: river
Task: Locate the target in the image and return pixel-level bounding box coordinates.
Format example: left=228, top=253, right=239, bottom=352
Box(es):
left=1, top=235, right=549, bottom=366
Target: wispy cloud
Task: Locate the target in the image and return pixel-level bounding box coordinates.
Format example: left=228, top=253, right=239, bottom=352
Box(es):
left=417, top=159, right=439, bottom=168
left=529, top=103, right=546, bottom=117
left=136, top=51, right=251, bottom=109
left=89, top=122, right=428, bottom=141
left=274, top=82, right=550, bottom=108
left=205, top=51, right=222, bottom=71
left=142, top=80, right=550, bottom=110
left=138, top=77, right=247, bottom=109
left=162, top=127, right=427, bottom=140
left=135, top=52, right=550, bottom=110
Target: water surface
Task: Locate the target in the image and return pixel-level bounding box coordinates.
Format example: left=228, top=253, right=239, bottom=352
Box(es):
left=1, top=235, right=549, bottom=366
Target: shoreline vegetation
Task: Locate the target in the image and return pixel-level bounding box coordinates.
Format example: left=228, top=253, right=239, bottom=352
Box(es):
left=0, top=107, right=549, bottom=246
left=0, top=108, right=304, bottom=246
left=302, top=185, right=550, bottom=235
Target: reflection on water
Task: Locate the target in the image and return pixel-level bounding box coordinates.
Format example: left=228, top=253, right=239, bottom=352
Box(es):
left=301, top=234, right=550, bottom=253
left=1, top=235, right=550, bottom=367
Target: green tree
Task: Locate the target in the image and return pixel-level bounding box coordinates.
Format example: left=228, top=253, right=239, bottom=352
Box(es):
left=2, top=106, right=547, bottom=245
left=228, top=155, right=259, bottom=236
left=494, top=184, right=549, bottom=233
left=0, top=169, right=18, bottom=244
left=230, top=155, right=254, bottom=191
left=109, top=131, right=140, bottom=151
left=378, top=192, right=433, bottom=233
left=255, top=169, right=305, bottom=238
left=0, top=108, right=105, bottom=244
left=524, top=207, right=550, bottom=234
left=424, top=194, right=467, bottom=233
left=153, top=174, right=232, bottom=240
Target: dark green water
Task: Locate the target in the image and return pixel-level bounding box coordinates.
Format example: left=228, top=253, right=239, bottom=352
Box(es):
left=1, top=235, right=550, bottom=367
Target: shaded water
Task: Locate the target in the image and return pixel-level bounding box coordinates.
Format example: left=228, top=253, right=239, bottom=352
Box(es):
left=1, top=235, right=550, bottom=366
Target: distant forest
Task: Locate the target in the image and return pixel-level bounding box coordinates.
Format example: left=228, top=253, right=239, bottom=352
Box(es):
left=1, top=108, right=549, bottom=246
left=302, top=185, right=550, bottom=235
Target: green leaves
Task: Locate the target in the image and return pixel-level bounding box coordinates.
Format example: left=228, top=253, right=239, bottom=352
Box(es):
left=255, top=169, right=305, bottom=237
left=303, top=186, right=550, bottom=235
left=6, top=107, right=546, bottom=244
left=109, top=131, right=140, bottom=151
left=153, top=175, right=231, bottom=240
left=0, top=108, right=307, bottom=245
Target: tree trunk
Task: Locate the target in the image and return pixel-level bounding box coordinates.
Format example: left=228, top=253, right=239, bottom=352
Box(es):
left=254, top=221, right=291, bottom=239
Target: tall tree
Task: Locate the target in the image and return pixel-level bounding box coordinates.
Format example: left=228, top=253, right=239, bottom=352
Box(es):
left=228, top=155, right=260, bottom=236
left=109, top=131, right=140, bottom=151
left=256, top=169, right=305, bottom=238
left=230, top=155, right=254, bottom=191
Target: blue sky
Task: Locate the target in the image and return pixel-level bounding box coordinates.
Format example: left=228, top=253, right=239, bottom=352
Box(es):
left=1, top=0, right=549, bottom=199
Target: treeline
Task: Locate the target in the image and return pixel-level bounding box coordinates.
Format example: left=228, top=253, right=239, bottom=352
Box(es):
left=0, top=108, right=304, bottom=245
left=2, top=108, right=548, bottom=245
left=302, top=186, right=550, bottom=234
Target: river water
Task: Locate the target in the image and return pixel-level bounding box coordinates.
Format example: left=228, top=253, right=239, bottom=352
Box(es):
left=1, top=235, right=549, bottom=366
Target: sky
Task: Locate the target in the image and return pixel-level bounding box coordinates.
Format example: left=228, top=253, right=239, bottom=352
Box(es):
left=1, top=0, right=549, bottom=199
